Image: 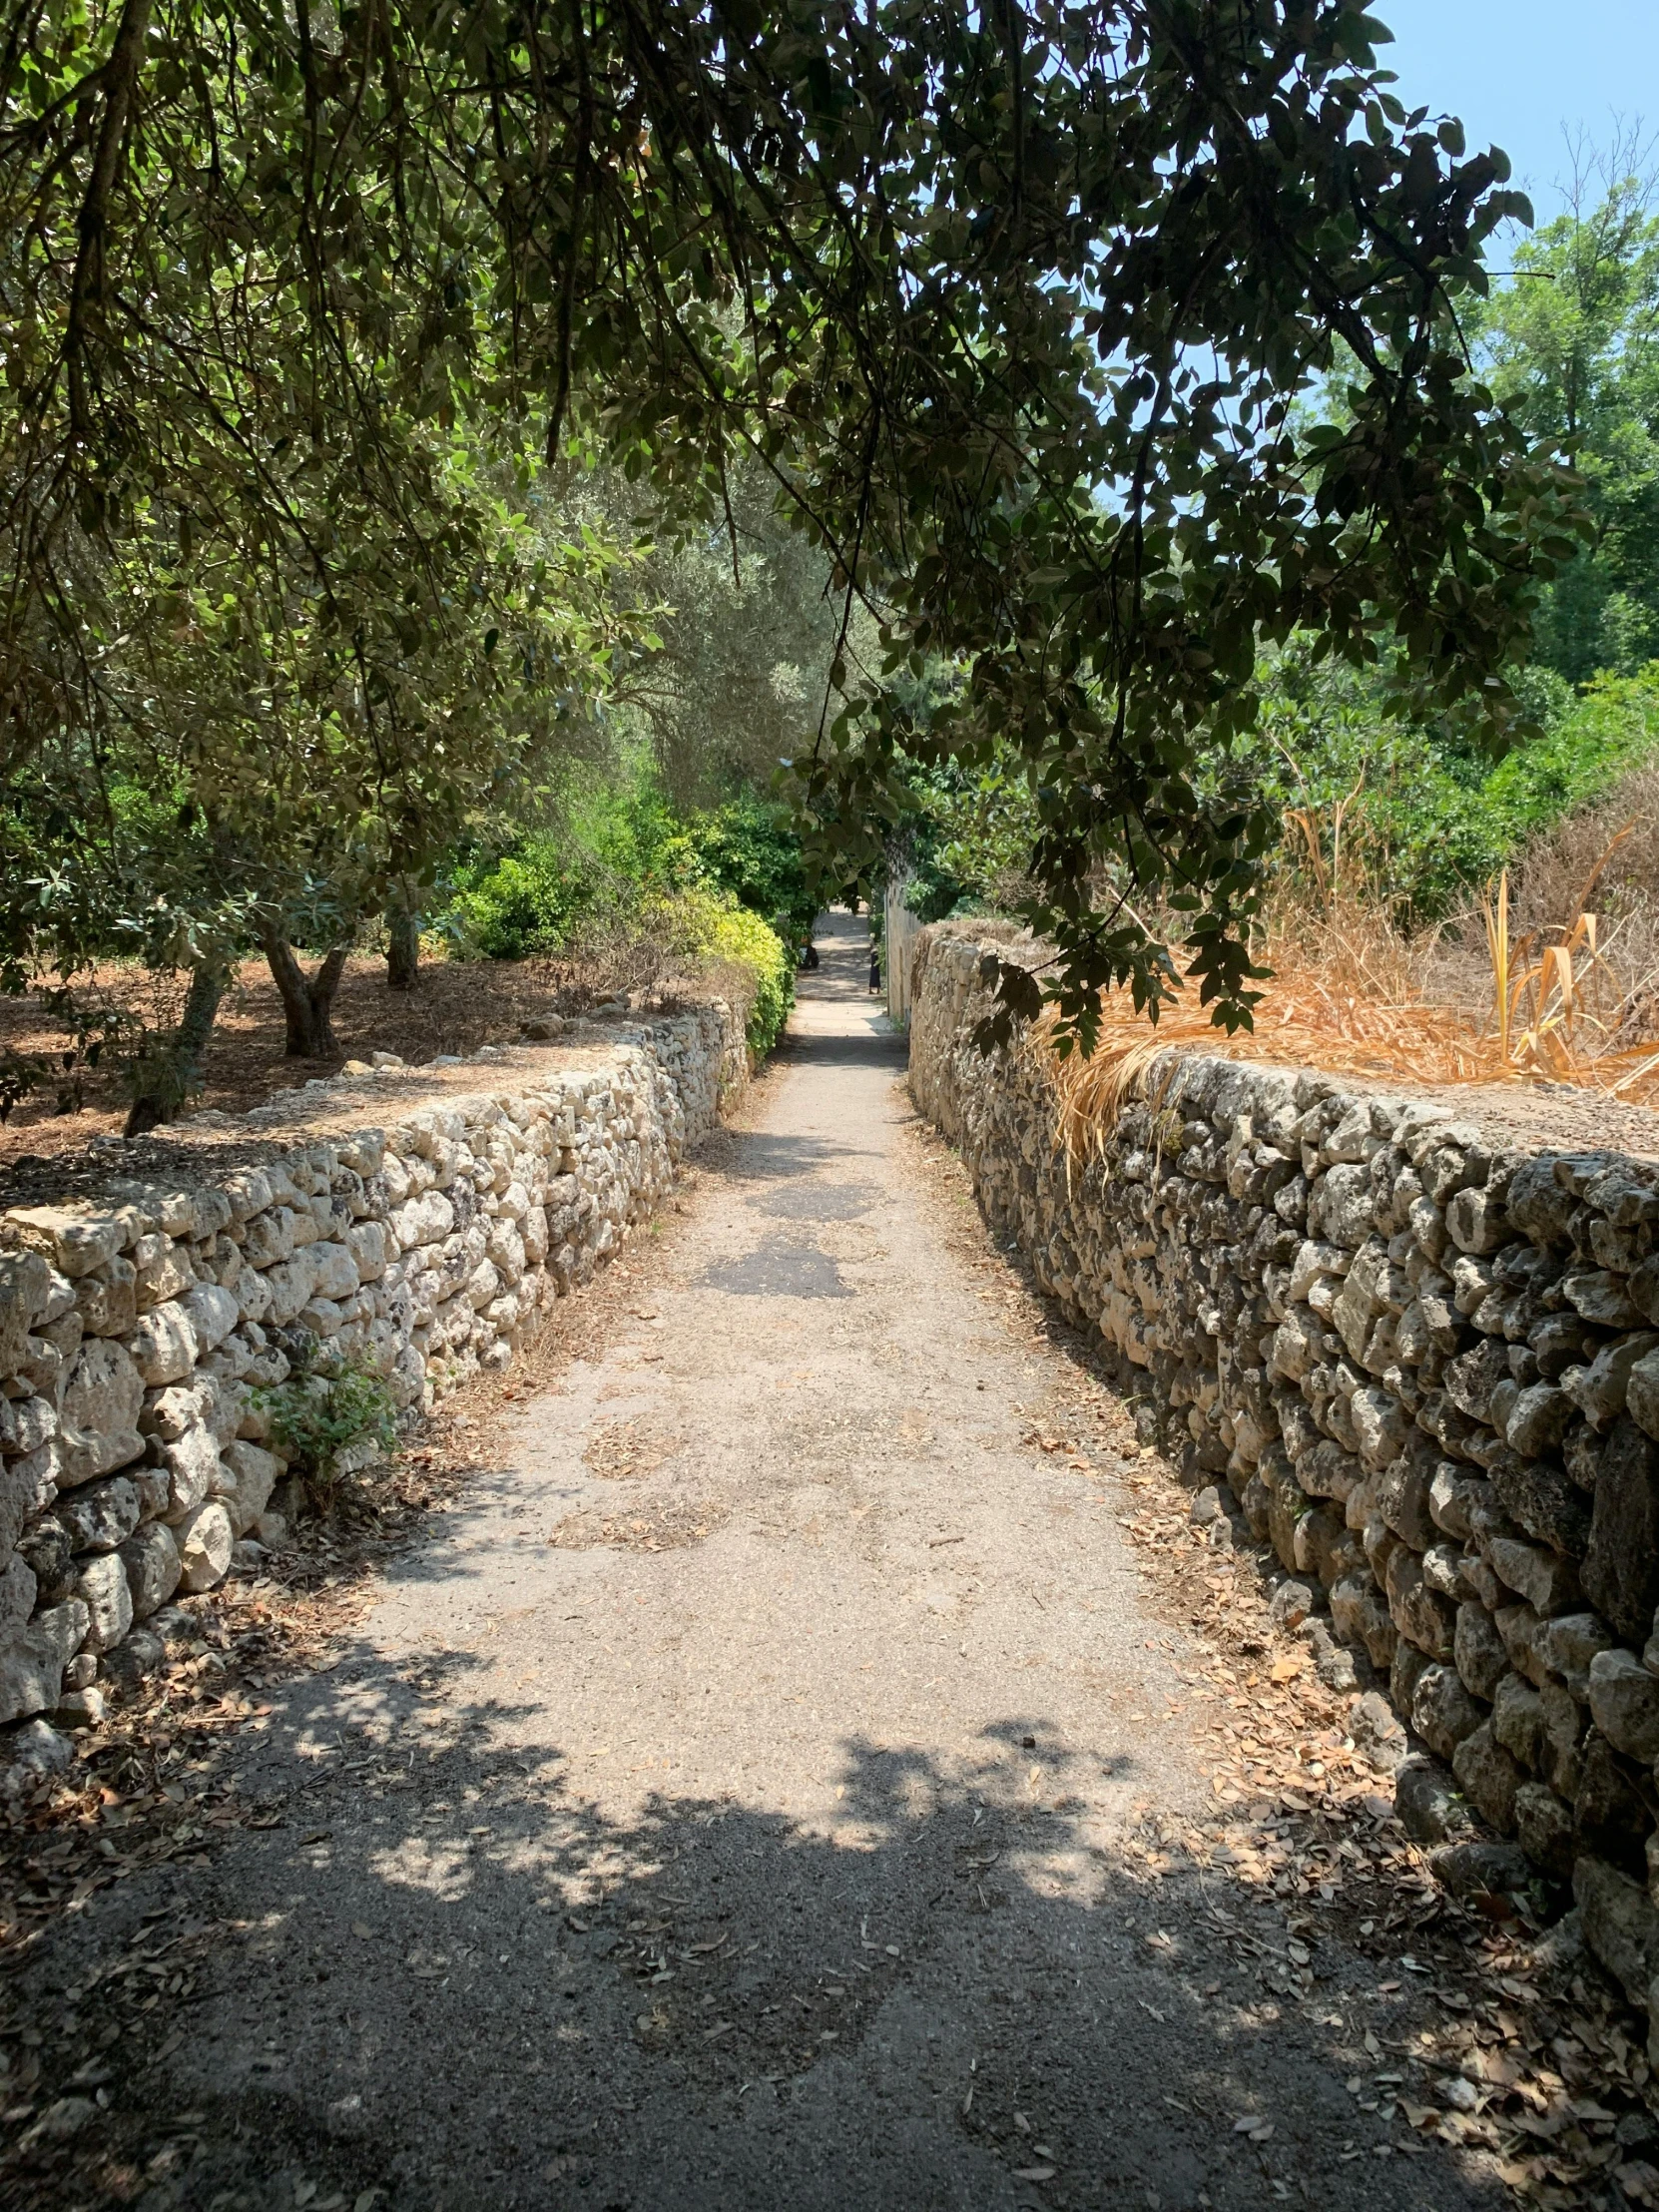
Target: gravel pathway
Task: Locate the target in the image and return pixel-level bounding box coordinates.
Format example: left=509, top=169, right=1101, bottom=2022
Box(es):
left=14, top=914, right=1506, bottom=2210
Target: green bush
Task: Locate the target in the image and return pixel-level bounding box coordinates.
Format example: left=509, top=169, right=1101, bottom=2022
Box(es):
left=647, top=885, right=795, bottom=1055
left=255, top=1351, right=398, bottom=1511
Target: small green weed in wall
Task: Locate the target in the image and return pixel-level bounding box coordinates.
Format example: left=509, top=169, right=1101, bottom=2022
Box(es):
left=255, top=1349, right=398, bottom=1513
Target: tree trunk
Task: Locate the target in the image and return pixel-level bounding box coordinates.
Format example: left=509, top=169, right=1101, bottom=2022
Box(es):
left=386, top=901, right=420, bottom=991
left=262, top=930, right=349, bottom=1057
left=124, top=960, right=226, bottom=1137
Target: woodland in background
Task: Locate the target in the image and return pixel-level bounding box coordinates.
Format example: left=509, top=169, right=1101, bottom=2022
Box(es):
left=1, top=1, right=1594, bottom=1122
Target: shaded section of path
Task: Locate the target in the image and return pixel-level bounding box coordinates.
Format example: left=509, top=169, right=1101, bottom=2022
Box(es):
left=15, top=910, right=1500, bottom=2209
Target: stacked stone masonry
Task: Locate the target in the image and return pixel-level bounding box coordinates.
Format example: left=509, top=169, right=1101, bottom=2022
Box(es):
left=911, top=926, right=1659, bottom=2054
left=0, top=1005, right=742, bottom=1778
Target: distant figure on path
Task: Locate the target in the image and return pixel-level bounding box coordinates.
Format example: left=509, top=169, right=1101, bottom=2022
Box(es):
left=868, top=944, right=881, bottom=995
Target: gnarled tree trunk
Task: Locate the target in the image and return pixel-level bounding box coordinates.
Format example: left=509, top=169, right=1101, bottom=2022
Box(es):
left=124, top=959, right=226, bottom=1137
left=386, top=900, right=420, bottom=992
left=262, top=930, right=349, bottom=1058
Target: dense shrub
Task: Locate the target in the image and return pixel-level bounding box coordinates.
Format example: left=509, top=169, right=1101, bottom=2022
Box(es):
left=646, top=886, right=795, bottom=1056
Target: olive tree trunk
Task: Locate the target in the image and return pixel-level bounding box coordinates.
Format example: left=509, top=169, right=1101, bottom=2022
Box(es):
left=262, top=930, right=350, bottom=1058
left=386, top=901, right=420, bottom=991
left=123, top=959, right=226, bottom=1137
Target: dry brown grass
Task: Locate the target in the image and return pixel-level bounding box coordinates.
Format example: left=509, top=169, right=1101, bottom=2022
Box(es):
left=1036, top=761, right=1659, bottom=1158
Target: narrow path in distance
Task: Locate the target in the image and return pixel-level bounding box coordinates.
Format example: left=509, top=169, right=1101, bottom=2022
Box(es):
left=17, top=913, right=1502, bottom=2211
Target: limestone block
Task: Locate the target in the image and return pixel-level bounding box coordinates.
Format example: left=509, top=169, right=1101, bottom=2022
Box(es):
left=222, top=1440, right=280, bottom=1535
left=1454, top=1601, right=1508, bottom=1701
left=307, top=1242, right=360, bottom=1302
left=1384, top=1546, right=1455, bottom=1659
left=1567, top=1333, right=1659, bottom=1432
left=119, top=1520, right=182, bottom=1618
left=344, top=1221, right=388, bottom=1283
left=165, top=1290, right=229, bottom=1369
left=57, top=1337, right=145, bottom=1479
left=236, top=1265, right=274, bottom=1325
left=262, top=1251, right=317, bottom=1327
left=1564, top=1270, right=1643, bottom=1332
left=1350, top=1385, right=1409, bottom=1474
left=1410, top=1662, right=1485, bottom=1763
left=132, top=1233, right=194, bottom=1314
left=1492, top=1671, right=1547, bottom=1771
left=1588, top=1648, right=1659, bottom=1762
left=160, top=1424, right=221, bottom=1520
left=242, top=1209, right=296, bottom=1268
left=392, top=1190, right=455, bottom=1250
left=128, top=1301, right=200, bottom=1386
left=1514, top=1780, right=1575, bottom=1878
left=0, top=1549, right=37, bottom=1635
left=1330, top=1569, right=1396, bottom=1669
left=0, top=1599, right=90, bottom=1724
left=76, top=1551, right=133, bottom=1652
left=1533, top=1611, right=1617, bottom=1697
left=5, top=1205, right=124, bottom=1278
left=176, top=1499, right=234, bottom=1593
left=1452, top=1722, right=1524, bottom=1832
left=55, top=1475, right=141, bottom=1554
left=0, top=1392, right=57, bottom=1460
left=75, top=1257, right=137, bottom=1338
left=1584, top=1417, right=1659, bottom=1641
left=1502, top=1383, right=1572, bottom=1460
left=1487, top=1536, right=1583, bottom=1618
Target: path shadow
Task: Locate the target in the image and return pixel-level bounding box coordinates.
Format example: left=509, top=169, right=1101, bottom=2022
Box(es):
left=7, top=1637, right=1509, bottom=2212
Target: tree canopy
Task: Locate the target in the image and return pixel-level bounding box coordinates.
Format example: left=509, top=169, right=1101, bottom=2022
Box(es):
left=2, top=1, right=1584, bottom=1061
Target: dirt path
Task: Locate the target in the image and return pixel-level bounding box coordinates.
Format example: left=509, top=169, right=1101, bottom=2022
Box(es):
left=11, top=913, right=1509, bottom=2211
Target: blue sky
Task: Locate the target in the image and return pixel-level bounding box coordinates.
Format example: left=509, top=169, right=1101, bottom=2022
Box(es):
left=1374, top=0, right=1659, bottom=223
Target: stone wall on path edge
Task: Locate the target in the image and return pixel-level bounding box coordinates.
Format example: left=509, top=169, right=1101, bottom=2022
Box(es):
left=909, top=924, right=1659, bottom=2060
left=0, top=1002, right=745, bottom=1793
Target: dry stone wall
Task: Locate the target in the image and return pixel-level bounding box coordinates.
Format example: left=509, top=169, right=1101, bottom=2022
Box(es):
left=0, top=1005, right=742, bottom=1789
left=911, top=926, right=1659, bottom=2053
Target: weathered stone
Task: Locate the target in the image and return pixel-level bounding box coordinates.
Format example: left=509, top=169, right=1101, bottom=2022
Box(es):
left=119, top=1519, right=182, bottom=1618
left=1493, top=1671, right=1547, bottom=1771
left=54, top=1474, right=141, bottom=1553
left=181, top=1281, right=238, bottom=1354
left=1487, top=1453, right=1592, bottom=1559
left=1575, top=1730, right=1654, bottom=1877
left=1454, top=1601, right=1509, bottom=1701
left=160, top=1423, right=222, bottom=1519
left=1348, top=1688, right=1407, bottom=1772
left=1565, top=1333, right=1659, bottom=1432
left=1394, top=1755, right=1462, bottom=1843
left=1585, top=1417, right=1659, bottom=1641
left=1431, top=1840, right=1535, bottom=1902
left=1589, top=1647, right=1659, bottom=1762
left=1514, top=1781, right=1576, bottom=1879
left=57, top=1337, right=143, bottom=1455
left=1534, top=1611, right=1618, bottom=1697
left=128, top=1300, right=199, bottom=1385
left=0, top=1549, right=36, bottom=1635
left=74, top=1258, right=136, bottom=1338
left=1331, top=1570, right=1396, bottom=1670
left=1452, top=1722, right=1525, bottom=1832
left=132, top=1233, right=194, bottom=1313
left=176, top=1499, right=233, bottom=1593
left=1506, top=1382, right=1575, bottom=1459
left=1487, top=1537, right=1583, bottom=1618
left=221, top=1439, right=280, bottom=1535
left=0, top=1599, right=88, bottom=1724
left=1411, top=1663, right=1486, bottom=1762
left=1385, top=1546, right=1456, bottom=1659
left=261, top=1252, right=317, bottom=1327
left=5, top=1204, right=123, bottom=1277
left=74, top=1550, right=132, bottom=1652
left=1576, top=1856, right=1659, bottom=2002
